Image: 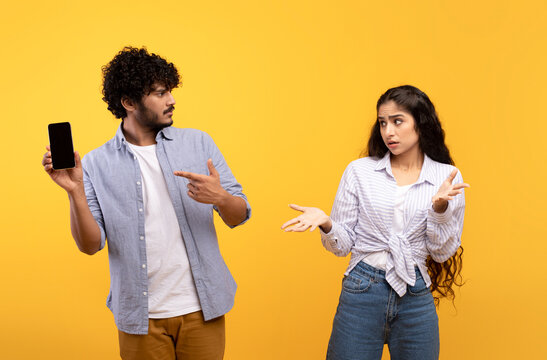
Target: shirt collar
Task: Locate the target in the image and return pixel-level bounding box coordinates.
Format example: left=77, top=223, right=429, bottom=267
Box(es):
left=113, top=123, right=174, bottom=150
left=374, top=151, right=393, bottom=175
left=158, top=126, right=174, bottom=141
left=416, top=154, right=437, bottom=185
left=374, top=151, right=437, bottom=186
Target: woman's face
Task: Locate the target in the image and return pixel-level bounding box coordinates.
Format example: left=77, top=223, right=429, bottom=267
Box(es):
left=377, top=100, right=420, bottom=157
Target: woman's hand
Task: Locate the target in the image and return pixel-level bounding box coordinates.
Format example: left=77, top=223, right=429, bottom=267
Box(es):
left=281, top=204, right=332, bottom=232
left=432, top=169, right=470, bottom=213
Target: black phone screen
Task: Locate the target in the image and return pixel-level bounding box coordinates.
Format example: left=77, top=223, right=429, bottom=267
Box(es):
left=48, top=122, right=75, bottom=169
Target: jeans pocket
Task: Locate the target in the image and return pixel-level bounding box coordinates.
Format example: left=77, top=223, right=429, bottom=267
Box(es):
left=342, top=273, right=372, bottom=294
left=407, top=277, right=430, bottom=296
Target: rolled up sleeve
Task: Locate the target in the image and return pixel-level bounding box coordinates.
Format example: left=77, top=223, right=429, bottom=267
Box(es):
left=205, top=133, right=251, bottom=228
left=82, top=164, right=107, bottom=250
left=320, top=164, right=359, bottom=257
left=426, top=169, right=465, bottom=262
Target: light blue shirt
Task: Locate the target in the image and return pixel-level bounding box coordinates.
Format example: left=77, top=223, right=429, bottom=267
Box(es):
left=320, top=152, right=465, bottom=297
left=82, top=125, right=251, bottom=335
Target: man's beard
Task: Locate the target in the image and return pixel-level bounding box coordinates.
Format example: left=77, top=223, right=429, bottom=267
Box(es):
left=136, top=104, right=173, bottom=131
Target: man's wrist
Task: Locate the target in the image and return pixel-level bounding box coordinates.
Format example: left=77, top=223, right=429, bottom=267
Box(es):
left=214, top=189, right=231, bottom=208
left=67, top=183, right=86, bottom=199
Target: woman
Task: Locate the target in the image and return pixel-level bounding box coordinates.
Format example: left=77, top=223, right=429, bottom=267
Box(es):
left=281, top=85, right=468, bottom=360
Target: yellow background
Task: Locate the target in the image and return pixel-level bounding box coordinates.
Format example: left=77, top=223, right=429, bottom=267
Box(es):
left=1, top=0, right=546, bottom=359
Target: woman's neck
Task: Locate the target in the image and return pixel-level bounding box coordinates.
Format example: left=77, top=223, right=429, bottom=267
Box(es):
left=390, top=148, right=424, bottom=171
left=390, top=149, right=424, bottom=186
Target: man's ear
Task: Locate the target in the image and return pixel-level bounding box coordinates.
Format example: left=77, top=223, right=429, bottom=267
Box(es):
left=121, top=97, right=137, bottom=112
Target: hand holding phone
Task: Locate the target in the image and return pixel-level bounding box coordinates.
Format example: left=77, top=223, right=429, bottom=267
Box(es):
left=43, top=122, right=83, bottom=193
left=48, top=122, right=75, bottom=169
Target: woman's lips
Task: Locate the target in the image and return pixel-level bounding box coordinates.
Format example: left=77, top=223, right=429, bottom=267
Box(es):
left=387, top=142, right=399, bottom=148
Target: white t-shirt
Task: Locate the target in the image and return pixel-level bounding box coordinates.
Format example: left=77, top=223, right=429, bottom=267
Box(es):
left=127, top=143, right=201, bottom=318
left=363, top=183, right=413, bottom=270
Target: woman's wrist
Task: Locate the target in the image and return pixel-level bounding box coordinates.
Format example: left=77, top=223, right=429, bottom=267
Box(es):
left=319, top=217, right=332, bottom=233
left=432, top=199, right=448, bottom=213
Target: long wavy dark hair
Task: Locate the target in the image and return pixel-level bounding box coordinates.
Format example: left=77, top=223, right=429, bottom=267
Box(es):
left=364, top=85, right=464, bottom=305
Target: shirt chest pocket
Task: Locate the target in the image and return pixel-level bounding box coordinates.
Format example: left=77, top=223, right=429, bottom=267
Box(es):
left=404, top=190, right=432, bottom=224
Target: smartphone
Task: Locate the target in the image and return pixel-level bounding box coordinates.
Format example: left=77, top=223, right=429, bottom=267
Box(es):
left=48, top=122, right=75, bottom=169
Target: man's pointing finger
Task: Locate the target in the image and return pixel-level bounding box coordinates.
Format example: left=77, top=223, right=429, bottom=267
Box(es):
left=174, top=171, right=197, bottom=180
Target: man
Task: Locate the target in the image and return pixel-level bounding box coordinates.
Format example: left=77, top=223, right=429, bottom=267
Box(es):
left=42, top=47, right=251, bottom=359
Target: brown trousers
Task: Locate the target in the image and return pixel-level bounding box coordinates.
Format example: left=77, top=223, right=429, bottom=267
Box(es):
left=118, top=311, right=225, bottom=360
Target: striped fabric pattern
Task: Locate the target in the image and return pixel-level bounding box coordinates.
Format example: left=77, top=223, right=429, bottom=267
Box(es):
left=320, top=152, right=466, bottom=297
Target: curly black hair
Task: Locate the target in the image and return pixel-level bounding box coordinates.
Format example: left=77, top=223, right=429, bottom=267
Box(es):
left=102, top=47, right=180, bottom=119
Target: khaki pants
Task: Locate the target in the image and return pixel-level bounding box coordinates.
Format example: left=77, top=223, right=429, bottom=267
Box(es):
left=118, top=311, right=225, bottom=360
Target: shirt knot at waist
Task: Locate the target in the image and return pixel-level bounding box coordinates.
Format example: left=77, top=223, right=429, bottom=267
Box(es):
left=385, top=233, right=418, bottom=292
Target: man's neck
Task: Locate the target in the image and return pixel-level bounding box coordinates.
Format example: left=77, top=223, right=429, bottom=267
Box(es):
left=122, top=117, right=158, bottom=146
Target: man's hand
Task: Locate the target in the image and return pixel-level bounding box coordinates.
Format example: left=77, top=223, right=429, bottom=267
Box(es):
left=281, top=204, right=332, bottom=232
left=42, top=145, right=101, bottom=255
left=174, top=159, right=229, bottom=206
left=432, top=169, right=470, bottom=213
left=42, top=145, right=84, bottom=194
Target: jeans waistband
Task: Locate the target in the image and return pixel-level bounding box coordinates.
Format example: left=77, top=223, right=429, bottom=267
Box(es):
left=353, top=261, right=423, bottom=281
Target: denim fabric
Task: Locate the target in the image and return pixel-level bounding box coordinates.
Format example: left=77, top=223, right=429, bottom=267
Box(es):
left=326, top=261, right=439, bottom=360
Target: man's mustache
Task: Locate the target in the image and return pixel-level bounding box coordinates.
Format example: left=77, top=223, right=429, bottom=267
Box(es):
left=164, top=106, right=175, bottom=114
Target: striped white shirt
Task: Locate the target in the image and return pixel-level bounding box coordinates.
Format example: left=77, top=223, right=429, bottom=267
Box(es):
left=320, top=152, right=465, bottom=297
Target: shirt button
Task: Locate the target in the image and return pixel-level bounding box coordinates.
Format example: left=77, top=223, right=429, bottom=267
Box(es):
left=143, top=292, right=147, bottom=296
left=142, top=264, right=146, bottom=269
left=134, top=156, right=137, bottom=160
left=139, top=208, right=143, bottom=212
left=140, top=236, right=144, bottom=240
left=137, top=181, right=141, bottom=185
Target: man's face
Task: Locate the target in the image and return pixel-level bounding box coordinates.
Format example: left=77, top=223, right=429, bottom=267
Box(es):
left=134, top=83, right=176, bottom=131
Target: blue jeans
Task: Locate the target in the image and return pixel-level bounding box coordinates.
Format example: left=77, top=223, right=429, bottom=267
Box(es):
left=326, top=261, right=439, bottom=360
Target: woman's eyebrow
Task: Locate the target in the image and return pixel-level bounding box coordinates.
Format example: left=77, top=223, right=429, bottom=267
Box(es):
left=378, top=113, right=405, bottom=120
